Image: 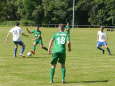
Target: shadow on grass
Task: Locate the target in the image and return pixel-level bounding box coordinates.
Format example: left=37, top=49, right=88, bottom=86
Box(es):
left=26, top=56, right=49, bottom=59
left=79, top=80, right=109, bottom=83
left=65, top=80, right=109, bottom=84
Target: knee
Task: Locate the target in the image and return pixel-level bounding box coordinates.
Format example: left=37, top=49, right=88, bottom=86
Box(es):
left=97, top=46, right=99, bottom=49
left=22, top=44, right=25, bottom=48
left=104, top=45, right=108, bottom=48
left=61, top=64, right=65, bottom=68
left=41, top=44, right=44, bottom=48
left=14, top=46, right=18, bottom=48
left=51, top=64, right=56, bottom=68
left=41, top=46, right=44, bottom=49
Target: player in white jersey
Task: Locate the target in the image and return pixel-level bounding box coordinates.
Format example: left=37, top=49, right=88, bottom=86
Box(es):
left=6, top=22, right=27, bottom=57
left=97, top=26, right=112, bottom=55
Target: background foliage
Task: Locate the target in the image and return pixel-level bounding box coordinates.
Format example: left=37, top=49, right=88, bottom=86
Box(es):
left=0, top=0, right=115, bottom=25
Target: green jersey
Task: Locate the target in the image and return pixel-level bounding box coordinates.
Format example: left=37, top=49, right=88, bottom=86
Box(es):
left=65, top=25, right=71, bottom=34
left=52, top=32, right=70, bottom=53
left=31, top=30, right=41, bottom=40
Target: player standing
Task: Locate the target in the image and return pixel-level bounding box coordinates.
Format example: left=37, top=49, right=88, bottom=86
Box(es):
left=6, top=22, right=27, bottom=57
left=26, top=25, right=48, bottom=55
left=97, top=26, right=112, bottom=55
left=48, top=24, right=71, bottom=83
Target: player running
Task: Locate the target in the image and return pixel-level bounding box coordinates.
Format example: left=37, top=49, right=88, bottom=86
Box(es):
left=48, top=24, right=71, bottom=83
left=64, top=23, right=71, bottom=37
left=26, top=25, right=48, bottom=55
left=97, top=26, right=112, bottom=55
left=6, top=22, right=27, bottom=57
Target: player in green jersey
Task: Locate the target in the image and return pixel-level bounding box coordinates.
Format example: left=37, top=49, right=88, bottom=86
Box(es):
left=65, top=23, right=71, bottom=36
left=48, top=24, right=71, bottom=83
left=26, top=25, right=48, bottom=55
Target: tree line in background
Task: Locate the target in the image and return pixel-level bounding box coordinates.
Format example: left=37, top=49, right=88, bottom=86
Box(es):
left=0, top=0, right=115, bottom=26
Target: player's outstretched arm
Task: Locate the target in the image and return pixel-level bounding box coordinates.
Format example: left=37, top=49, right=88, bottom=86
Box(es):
left=26, top=28, right=32, bottom=34
left=48, top=39, right=54, bottom=54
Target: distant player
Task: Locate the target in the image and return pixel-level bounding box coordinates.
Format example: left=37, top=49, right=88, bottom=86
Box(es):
left=6, top=22, right=27, bottom=57
left=97, top=26, right=112, bottom=55
left=48, top=24, right=71, bottom=83
left=26, top=25, right=48, bottom=55
left=65, top=23, right=71, bottom=37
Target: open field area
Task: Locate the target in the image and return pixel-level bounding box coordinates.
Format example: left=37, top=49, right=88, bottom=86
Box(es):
left=0, top=26, right=115, bottom=86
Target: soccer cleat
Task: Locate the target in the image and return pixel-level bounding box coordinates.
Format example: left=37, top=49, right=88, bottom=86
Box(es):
left=50, top=80, right=54, bottom=84
left=62, top=80, right=65, bottom=84
left=31, top=50, right=35, bottom=55
left=109, top=53, right=112, bottom=55
left=13, top=56, right=16, bottom=58
left=19, top=54, right=25, bottom=57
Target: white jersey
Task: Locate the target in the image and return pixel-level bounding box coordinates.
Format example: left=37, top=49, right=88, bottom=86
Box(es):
left=97, top=31, right=106, bottom=42
left=9, top=26, right=23, bottom=41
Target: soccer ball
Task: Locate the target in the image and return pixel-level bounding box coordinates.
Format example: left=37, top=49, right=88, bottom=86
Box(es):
left=27, top=52, right=32, bottom=56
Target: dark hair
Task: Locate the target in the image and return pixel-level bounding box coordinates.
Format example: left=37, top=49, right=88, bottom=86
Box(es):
left=16, top=22, right=20, bottom=26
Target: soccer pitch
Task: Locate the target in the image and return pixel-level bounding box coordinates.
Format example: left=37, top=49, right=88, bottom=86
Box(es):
left=0, top=26, right=115, bottom=86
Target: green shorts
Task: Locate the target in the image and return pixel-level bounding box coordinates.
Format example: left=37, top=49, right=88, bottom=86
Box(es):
left=34, top=39, right=43, bottom=45
left=51, top=53, right=66, bottom=65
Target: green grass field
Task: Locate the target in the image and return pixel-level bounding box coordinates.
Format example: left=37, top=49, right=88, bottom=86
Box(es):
left=0, top=26, right=115, bottom=86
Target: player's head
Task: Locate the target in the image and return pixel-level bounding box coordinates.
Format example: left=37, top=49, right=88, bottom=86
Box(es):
left=67, top=22, right=69, bottom=25
left=100, top=26, right=105, bottom=32
left=58, top=24, right=65, bottom=32
left=16, top=22, right=20, bottom=26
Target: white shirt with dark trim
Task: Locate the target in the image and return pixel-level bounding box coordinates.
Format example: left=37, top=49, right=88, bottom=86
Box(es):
left=97, top=31, right=107, bottom=42
left=9, top=26, right=23, bottom=41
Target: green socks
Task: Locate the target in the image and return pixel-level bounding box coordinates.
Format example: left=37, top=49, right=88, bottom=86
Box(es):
left=61, top=68, right=66, bottom=81
left=50, top=68, right=55, bottom=82
left=50, top=68, right=66, bottom=82
left=32, top=46, right=36, bottom=51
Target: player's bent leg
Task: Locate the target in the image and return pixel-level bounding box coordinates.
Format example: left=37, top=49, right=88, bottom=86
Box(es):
left=18, top=41, right=25, bottom=57
left=50, top=53, right=59, bottom=83
left=97, top=46, right=105, bottom=54
left=104, top=43, right=112, bottom=55
left=13, top=42, right=18, bottom=57
left=31, top=42, right=37, bottom=55
left=41, top=44, right=48, bottom=51
left=97, top=43, right=105, bottom=54
left=105, top=46, right=112, bottom=55
left=50, top=64, right=56, bottom=83
left=58, top=53, right=66, bottom=83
